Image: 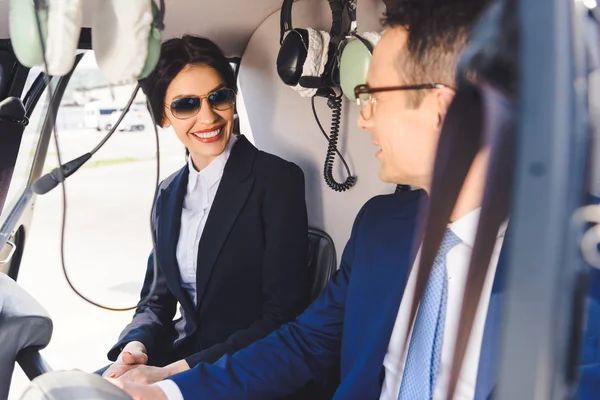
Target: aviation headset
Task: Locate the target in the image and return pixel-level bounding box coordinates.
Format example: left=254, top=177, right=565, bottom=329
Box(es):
left=337, top=0, right=381, bottom=101
left=276, top=0, right=344, bottom=98
left=8, top=0, right=165, bottom=83
left=7, top=0, right=166, bottom=312
left=277, top=0, right=360, bottom=192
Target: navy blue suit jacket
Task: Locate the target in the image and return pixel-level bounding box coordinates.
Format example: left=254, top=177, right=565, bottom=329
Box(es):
left=107, top=135, right=310, bottom=368
left=169, top=189, right=600, bottom=399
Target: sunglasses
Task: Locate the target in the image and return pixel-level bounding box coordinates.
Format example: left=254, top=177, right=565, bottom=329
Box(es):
left=167, top=88, right=236, bottom=120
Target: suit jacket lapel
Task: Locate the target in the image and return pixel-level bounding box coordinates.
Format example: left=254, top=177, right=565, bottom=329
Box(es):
left=157, top=165, right=197, bottom=320
left=375, top=211, right=423, bottom=370
left=195, top=135, right=257, bottom=309
left=367, top=191, right=426, bottom=383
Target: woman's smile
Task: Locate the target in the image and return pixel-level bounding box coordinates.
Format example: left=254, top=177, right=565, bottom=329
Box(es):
left=191, top=124, right=225, bottom=143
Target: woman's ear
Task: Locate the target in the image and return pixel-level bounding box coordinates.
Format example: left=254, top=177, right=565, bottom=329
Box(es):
left=161, top=114, right=172, bottom=128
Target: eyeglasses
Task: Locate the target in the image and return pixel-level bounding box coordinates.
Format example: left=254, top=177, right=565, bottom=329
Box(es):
left=353, top=83, right=454, bottom=120
left=166, top=87, right=236, bottom=120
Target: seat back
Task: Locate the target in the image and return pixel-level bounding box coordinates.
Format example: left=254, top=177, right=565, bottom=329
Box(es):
left=307, top=228, right=336, bottom=302
left=0, top=273, right=52, bottom=400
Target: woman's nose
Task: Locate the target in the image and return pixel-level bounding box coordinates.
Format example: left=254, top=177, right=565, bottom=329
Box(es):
left=198, top=99, right=218, bottom=124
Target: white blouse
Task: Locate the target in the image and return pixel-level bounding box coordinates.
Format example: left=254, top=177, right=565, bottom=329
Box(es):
left=175, top=134, right=238, bottom=306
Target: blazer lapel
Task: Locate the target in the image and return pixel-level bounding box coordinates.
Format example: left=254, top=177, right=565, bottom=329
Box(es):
left=195, top=135, right=257, bottom=309
left=475, top=232, right=510, bottom=400
left=374, top=210, right=423, bottom=366
left=157, top=166, right=197, bottom=320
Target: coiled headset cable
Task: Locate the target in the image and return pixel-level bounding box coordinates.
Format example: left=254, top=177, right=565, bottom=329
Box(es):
left=311, top=93, right=357, bottom=192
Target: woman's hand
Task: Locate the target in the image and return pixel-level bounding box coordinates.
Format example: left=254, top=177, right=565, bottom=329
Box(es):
left=117, top=360, right=190, bottom=384
left=102, top=341, right=149, bottom=379
left=106, top=379, right=167, bottom=400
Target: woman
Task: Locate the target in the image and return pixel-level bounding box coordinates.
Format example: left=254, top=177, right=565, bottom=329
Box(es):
left=100, top=35, right=310, bottom=383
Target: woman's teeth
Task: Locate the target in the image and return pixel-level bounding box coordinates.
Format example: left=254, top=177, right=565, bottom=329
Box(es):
left=193, top=127, right=221, bottom=139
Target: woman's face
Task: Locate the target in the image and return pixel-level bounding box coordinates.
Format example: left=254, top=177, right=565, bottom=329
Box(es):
left=162, top=64, right=235, bottom=170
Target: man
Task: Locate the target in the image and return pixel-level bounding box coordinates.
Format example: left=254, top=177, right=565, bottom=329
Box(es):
left=109, top=1, right=600, bottom=399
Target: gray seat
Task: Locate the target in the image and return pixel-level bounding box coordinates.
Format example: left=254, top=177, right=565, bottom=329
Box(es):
left=0, top=273, right=52, bottom=400
left=307, top=228, right=336, bottom=302
left=20, top=371, right=131, bottom=400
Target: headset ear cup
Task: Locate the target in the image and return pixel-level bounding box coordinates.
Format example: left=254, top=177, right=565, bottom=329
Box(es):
left=276, top=0, right=342, bottom=97
left=45, top=0, right=84, bottom=76
left=139, top=24, right=161, bottom=80
left=9, top=0, right=83, bottom=76
left=279, top=28, right=331, bottom=98
left=339, top=32, right=379, bottom=100
left=9, top=0, right=47, bottom=69
left=138, top=1, right=162, bottom=80
left=277, top=29, right=310, bottom=86
left=93, top=0, right=154, bottom=83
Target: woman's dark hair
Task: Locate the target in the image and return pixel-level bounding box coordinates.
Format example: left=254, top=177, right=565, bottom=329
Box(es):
left=139, top=35, right=236, bottom=126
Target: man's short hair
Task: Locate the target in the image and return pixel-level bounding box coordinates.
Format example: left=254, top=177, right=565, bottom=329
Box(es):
left=384, top=0, right=491, bottom=107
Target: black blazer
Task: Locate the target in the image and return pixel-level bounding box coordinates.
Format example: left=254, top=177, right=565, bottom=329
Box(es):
left=108, top=135, right=309, bottom=368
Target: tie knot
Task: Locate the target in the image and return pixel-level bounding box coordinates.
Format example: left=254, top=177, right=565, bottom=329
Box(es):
left=437, top=229, right=462, bottom=259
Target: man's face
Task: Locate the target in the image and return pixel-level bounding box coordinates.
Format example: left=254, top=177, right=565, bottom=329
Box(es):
left=358, top=27, right=454, bottom=190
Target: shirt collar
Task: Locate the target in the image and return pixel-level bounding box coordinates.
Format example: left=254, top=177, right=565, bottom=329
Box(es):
left=448, top=207, right=508, bottom=248
left=187, top=134, right=238, bottom=193
left=187, top=157, right=200, bottom=191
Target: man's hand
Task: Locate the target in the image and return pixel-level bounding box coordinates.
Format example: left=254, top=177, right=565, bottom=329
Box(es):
left=102, top=341, right=149, bottom=379
left=106, top=379, right=167, bottom=400
left=116, top=358, right=191, bottom=384
left=117, top=365, right=169, bottom=384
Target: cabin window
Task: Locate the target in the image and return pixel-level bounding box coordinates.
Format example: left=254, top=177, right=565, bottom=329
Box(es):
left=2, top=68, right=48, bottom=218
left=8, top=50, right=184, bottom=395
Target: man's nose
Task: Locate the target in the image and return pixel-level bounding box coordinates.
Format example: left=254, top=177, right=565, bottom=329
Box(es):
left=357, top=110, right=371, bottom=132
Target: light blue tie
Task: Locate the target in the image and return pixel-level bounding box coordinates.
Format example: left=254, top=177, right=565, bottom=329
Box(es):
left=398, top=229, right=462, bottom=400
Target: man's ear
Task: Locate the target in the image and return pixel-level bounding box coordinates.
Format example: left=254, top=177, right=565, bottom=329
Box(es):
left=436, top=87, right=456, bottom=128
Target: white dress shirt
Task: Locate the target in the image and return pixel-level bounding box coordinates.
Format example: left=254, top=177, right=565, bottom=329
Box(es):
left=175, top=134, right=237, bottom=306
left=154, top=135, right=237, bottom=400
left=380, top=208, right=506, bottom=400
